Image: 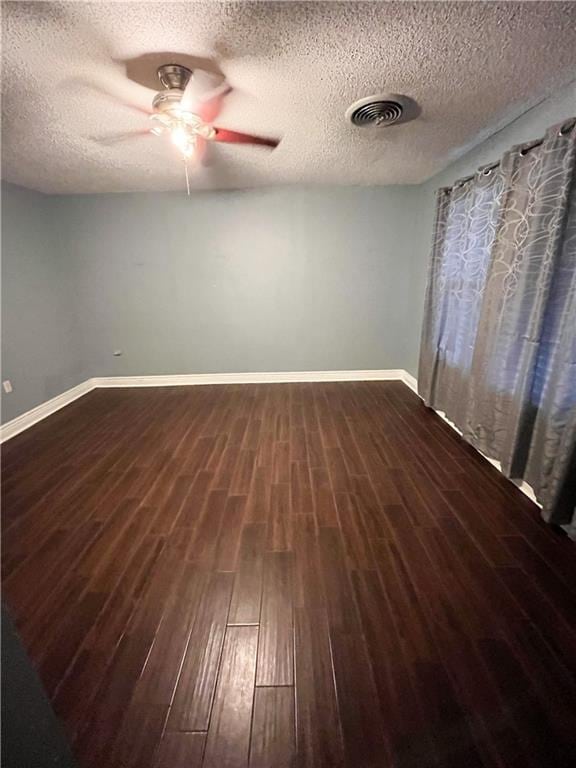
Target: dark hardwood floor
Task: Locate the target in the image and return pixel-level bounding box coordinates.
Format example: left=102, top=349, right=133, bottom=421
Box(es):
left=2, top=381, right=576, bottom=768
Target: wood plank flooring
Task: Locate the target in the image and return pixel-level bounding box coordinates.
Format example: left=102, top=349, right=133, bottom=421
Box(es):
left=2, top=381, right=576, bottom=768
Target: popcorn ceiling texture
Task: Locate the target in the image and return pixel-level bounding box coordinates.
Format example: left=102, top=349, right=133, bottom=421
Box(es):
left=2, top=1, right=576, bottom=194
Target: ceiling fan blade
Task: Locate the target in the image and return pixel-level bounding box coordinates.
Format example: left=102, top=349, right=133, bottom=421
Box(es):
left=180, top=69, right=226, bottom=111
left=68, top=74, right=154, bottom=115
left=212, top=128, right=280, bottom=148
left=194, top=136, right=210, bottom=165
left=92, top=128, right=152, bottom=145
left=197, top=85, right=231, bottom=123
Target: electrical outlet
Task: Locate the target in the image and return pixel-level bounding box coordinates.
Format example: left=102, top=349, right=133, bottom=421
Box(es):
left=3, top=380, right=13, bottom=393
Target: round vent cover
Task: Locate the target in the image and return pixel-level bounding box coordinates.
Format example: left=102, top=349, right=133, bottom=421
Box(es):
left=350, top=100, right=403, bottom=127
left=346, top=94, right=420, bottom=128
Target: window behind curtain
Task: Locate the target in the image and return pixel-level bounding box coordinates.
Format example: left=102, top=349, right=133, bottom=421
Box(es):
left=436, top=171, right=503, bottom=373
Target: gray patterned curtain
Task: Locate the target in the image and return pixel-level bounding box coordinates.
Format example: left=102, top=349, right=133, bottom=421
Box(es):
left=419, top=119, right=576, bottom=536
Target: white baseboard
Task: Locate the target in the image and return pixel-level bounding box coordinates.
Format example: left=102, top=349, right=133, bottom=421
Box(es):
left=92, top=369, right=409, bottom=388
left=434, top=407, right=540, bottom=507
left=417, top=393, right=541, bottom=509
left=0, top=369, right=410, bottom=441
left=0, top=379, right=96, bottom=443
left=400, top=370, right=418, bottom=393
left=394, top=372, right=540, bottom=506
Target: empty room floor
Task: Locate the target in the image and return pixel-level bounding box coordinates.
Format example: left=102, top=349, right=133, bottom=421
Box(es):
left=2, top=381, right=576, bottom=768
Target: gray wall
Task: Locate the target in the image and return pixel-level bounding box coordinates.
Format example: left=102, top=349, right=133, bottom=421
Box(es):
left=57, top=186, right=421, bottom=379
left=1, top=183, right=84, bottom=423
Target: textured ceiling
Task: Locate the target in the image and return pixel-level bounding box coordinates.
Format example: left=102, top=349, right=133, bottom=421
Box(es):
left=2, top=1, right=576, bottom=194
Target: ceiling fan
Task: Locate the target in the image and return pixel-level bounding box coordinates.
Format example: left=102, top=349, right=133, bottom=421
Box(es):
left=97, top=63, right=280, bottom=169
left=151, top=64, right=279, bottom=157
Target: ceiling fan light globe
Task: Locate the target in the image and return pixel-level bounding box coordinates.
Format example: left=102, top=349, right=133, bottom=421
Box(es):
left=179, top=111, right=202, bottom=127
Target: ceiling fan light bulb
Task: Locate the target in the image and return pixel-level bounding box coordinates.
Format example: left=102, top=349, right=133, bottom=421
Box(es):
left=170, top=125, right=196, bottom=157
left=171, top=124, right=189, bottom=148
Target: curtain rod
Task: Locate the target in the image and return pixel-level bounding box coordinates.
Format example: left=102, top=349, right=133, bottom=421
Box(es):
left=449, top=117, right=576, bottom=189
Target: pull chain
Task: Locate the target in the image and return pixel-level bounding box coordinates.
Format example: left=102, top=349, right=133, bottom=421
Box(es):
left=184, top=157, right=191, bottom=196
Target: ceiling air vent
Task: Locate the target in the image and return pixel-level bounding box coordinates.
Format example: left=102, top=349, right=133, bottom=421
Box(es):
left=350, top=100, right=403, bottom=127
left=346, top=94, right=420, bottom=128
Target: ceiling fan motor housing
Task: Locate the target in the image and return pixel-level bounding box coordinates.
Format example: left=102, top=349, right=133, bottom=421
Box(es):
left=157, top=63, right=192, bottom=91
left=153, top=64, right=195, bottom=114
